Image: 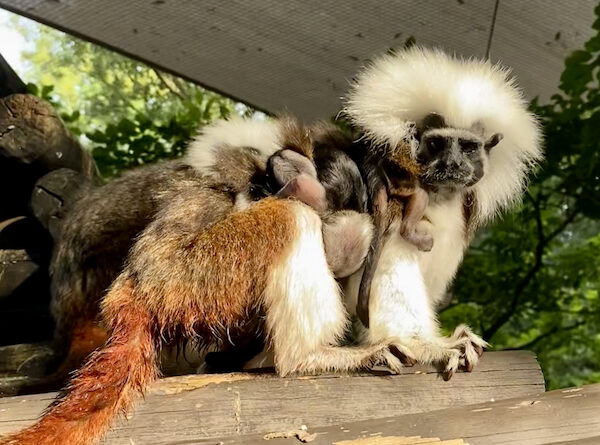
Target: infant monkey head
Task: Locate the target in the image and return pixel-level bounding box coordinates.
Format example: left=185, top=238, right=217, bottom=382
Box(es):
left=417, top=112, right=503, bottom=190
left=267, top=149, right=328, bottom=212
left=266, top=135, right=372, bottom=280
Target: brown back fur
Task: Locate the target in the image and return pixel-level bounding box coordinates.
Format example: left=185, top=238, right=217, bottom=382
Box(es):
left=50, top=160, right=207, bottom=344
left=123, top=196, right=297, bottom=339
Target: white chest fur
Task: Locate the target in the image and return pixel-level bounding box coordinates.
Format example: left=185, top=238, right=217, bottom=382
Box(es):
left=419, top=194, right=468, bottom=306
left=342, top=193, right=468, bottom=342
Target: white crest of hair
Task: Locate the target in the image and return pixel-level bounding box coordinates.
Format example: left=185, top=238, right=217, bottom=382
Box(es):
left=344, top=46, right=543, bottom=224
left=184, top=116, right=283, bottom=173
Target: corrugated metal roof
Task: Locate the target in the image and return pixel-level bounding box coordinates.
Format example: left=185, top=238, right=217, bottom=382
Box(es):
left=0, top=0, right=594, bottom=119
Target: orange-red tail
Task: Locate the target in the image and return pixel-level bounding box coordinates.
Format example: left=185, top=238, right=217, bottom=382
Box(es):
left=1, top=281, right=159, bottom=445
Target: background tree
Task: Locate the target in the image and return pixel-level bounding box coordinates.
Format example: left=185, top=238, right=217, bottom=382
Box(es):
left=10, top=14, right=253, bottom=177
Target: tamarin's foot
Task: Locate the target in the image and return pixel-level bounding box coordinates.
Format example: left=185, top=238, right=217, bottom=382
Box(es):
left=450, top=324, right=488, bottom=374
left=401, top=228, right=434, bottom=252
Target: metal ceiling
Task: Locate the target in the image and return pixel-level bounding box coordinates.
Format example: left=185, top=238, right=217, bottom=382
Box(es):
left=0, top=0, right=595, bottom=119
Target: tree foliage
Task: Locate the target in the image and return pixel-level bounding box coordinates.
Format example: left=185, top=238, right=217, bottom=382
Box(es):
left=12, top=15, right=251, bottom=177
left=441, top=4, right=600, bottom=389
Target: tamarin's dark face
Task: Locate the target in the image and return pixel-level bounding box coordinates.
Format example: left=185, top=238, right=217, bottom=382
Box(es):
left=416, top=113, right=503, bottom=189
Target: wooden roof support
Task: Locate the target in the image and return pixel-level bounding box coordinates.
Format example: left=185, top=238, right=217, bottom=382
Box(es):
left=0, top=53, right=26, bottom=99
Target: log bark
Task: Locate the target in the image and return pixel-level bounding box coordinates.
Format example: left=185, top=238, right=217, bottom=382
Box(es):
left=0, top=94, right=97, bottom=219
left=0, top=94, right=96, bottom=176
left=30, top=168, right=90, bottom=240
left=0, top=351, right=544, bottom=443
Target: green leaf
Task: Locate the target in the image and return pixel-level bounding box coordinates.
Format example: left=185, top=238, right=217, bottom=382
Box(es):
left=117, top=118, right=137, bottom=135
left=25, top=83, right=39, bottom=96
left=41, top=84, right=54, bottom=99
left=565, top=50, right=592, bottom=66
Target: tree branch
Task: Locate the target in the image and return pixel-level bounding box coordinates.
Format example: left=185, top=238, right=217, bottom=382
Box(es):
left=482, top=198, right=579, bottom=341
left=545, top=208, right=578, bottom=244
left=153, top=69, right=186, bottom=101
left=510, top=320, right=585, bottom=350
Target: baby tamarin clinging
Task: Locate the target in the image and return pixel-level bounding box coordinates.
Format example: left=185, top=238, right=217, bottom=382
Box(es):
left=265, top=126, right=372, bottom=278
left=202, top=123, right=374, bottom=373
left=356, top=112, right=503, bottom=328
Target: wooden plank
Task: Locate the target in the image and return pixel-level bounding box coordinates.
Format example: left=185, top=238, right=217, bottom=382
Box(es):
left=0, top=351, right=543, bottom=443
left=219, top=384, right=600, bottom=445
left=546, top=438, right=600, bottom=445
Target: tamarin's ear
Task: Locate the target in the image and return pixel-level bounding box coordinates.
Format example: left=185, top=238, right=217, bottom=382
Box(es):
left=484, top=133, right=504, bottom=152
left=422, top=112, right=446, bottom=131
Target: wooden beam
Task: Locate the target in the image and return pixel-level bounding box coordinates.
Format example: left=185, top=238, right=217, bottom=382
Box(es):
left=208, top=384, right=600, bottom=445
left=0, top=351, right=544, bottom=443
left=0, top=53, right=26, bottom=99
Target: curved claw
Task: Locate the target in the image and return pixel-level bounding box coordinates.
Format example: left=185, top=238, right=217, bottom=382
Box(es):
left=443, top=368, right=454, bottom=381
left=474, top=344, right=484, bottom=357
left=464, top=359, right=474, bottom=373
left=389, top=345, right=415, bottom=367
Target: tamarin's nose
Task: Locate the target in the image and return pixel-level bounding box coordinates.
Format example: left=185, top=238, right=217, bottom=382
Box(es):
left=449, top=160, right=462, bottom=170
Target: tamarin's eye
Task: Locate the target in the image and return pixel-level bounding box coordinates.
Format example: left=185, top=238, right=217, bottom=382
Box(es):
left=427, top=137, right=446, bottom=154
left=460, top=140, right=479, bottom=153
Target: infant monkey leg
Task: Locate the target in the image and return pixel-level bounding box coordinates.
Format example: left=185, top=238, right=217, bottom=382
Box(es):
left=399, top=187, right=433, bottom=252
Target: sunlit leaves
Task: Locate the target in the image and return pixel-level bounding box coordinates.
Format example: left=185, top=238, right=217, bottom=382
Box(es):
left=13, top=15, right=248, bottom=177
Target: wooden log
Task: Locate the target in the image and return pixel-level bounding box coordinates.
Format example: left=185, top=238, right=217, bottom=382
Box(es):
left=0, top=351, right=544, bottom=443
left=0, top=94, right=97, bottom=220
left=30, top=168, right=90, bottom=240
left=0, top=343, right=55, bottom=376
left=220, top=384, right=600, bottom=445
left=0, top=94, right=96, bottom=176
left=0, top=215, right=50, bottom=307
left=0, top=249, right=39, bottom=299
left=0, top=217, right=53, bottom=346
left=0, top=343, right=59, bottom=398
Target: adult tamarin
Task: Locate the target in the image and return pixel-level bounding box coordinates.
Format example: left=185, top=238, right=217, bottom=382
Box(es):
left=342, top=46, right=543, bottom=377
left=31, top=118, right=296, bottom=391
left=18, top=118, right=279, bottom=394
left=35, top=117, right=373, bottom=390
left=355, top=113, right=504, bottom=328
